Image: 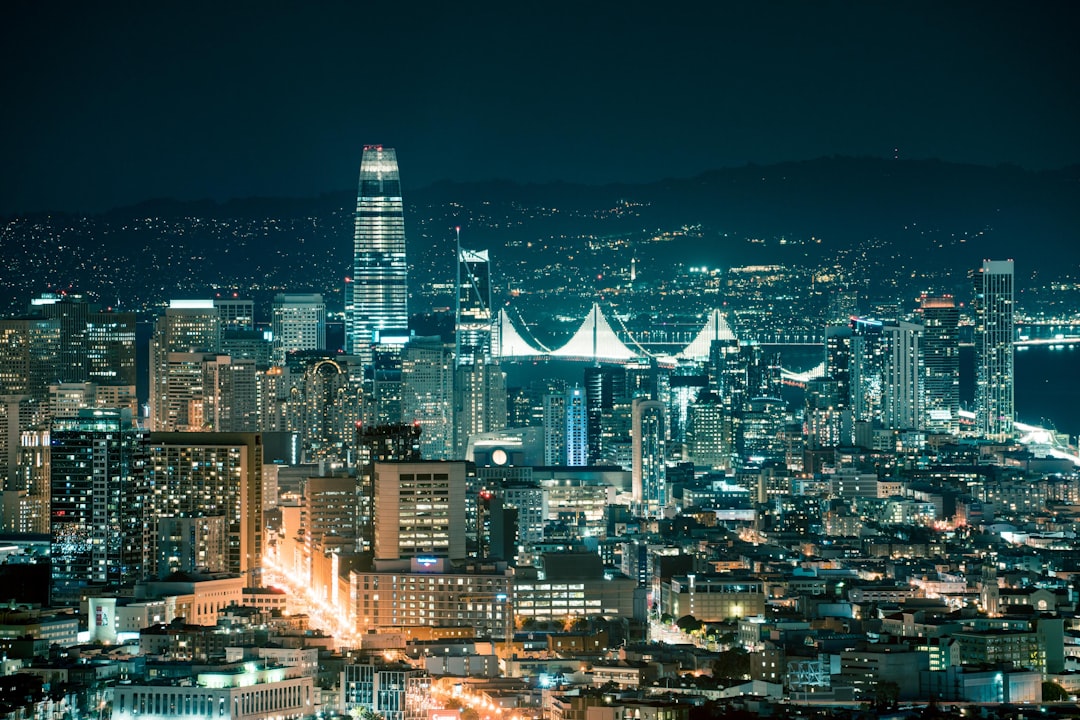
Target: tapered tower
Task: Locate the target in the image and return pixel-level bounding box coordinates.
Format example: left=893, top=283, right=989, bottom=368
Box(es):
left=348, top=146, right=409, bottom=364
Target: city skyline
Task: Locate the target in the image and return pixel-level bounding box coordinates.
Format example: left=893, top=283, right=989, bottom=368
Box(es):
left=2, top=2, right=1079, bottom=213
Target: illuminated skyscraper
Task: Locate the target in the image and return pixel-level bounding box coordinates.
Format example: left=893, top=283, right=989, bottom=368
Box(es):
left=882, top=320, right=923, bottom=430
left=401, top=338, right=454, bottom=460
left=146, top=432, right=264, bottom=585
left=453, top=238, right=505, bottom=457
left=566, top=385, right=587, bottom=466
left=632, top=398, right=667, bottom=518
left=149, top=300, right=222, bottom=430
left=348, top=146, right=409, bottom=364
left=919, top=295, right=959, bottom=434
left=455, top=242, right=493, bottom=367
left=975, top=259, right=1015, bottom=440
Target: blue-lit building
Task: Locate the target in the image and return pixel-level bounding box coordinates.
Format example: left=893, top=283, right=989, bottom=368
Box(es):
left=347, top=145, right=410, bottom=365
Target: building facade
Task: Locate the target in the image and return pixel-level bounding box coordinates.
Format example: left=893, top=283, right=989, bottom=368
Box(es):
left=348, top=145, right=410, bottom=364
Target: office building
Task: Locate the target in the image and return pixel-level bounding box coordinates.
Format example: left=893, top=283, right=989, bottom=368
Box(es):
left=112, top=665, right=314, bottom=720
left=975, top=259, right=1015, bottom=440
left=50, top=408, right=148, bottom=602
left=373, top=461, right=466, bottom=562
left=284, top=355, right=364, bottom=465
left=401, top=338, right=454, bottom=460
left=0, top=317, right=61, bottom=402
left=453, top=360, right=507, bottom=459
left=341, top=662, right=430, bottom=720
left=632, top=398, right=667, bottom=518
left=149, top=301, right=222, bottom=431
left=348, top=145, right=409, bottom=364
left=456, top=245, right=493, bottom=367
left=214, top=297, right=255, bottom=330
left=271, top=293, right=326, bottom=366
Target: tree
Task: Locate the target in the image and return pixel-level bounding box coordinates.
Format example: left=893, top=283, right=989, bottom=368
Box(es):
left=873, top=680, right=900, bottom=709
left=711, top=649, right=750, bottom=680
left=1042, top=681, right=1069, bottom=702
left=676, top=615, right=703, bottom=633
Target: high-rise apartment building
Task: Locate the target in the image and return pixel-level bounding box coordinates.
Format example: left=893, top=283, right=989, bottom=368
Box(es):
left=566, top=385, right=587, bottom=466
left=919, top=295, right=959, bottom=434
left=882, top=320, right=923, bottom=430
left=542, top=392, right=567, bottom=465
left=348, top=146, right=409, bottom=364
left=50, top=408, right=147, bottom=602
left=271, top=293, right=326, bottom=366
left=975, top=260, right=1015, bottom=440
left=146, top=432, right=265, bottom=585
left=373, top=461, right=466, bottom=562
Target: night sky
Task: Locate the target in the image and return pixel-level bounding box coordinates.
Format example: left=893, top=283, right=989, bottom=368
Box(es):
left=2, top=1, right=1077, bottom=213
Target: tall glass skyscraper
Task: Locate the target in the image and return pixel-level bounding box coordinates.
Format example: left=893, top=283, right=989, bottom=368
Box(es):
left=348, top=145, right=409, bottom=364
left=975, top=259, right=1015, bottom=440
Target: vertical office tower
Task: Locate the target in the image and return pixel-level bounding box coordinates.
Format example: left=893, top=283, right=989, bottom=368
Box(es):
left=373, top=461, right=466, bottom=562
left=146, top=432, right=264, bottom=585
left=1, top=395, right=48, bottom=492
left=453, top=361, right=507, bottom=459
left=8, top=426, right=50, bottom=534
left=584, top=366, right=625, bottom=465
left=686, top=391, right=727, bottom=470
left=213, top=358, right=260, bottom=432
left=976, top=260, right=1015, bottom=440
left=149, top=301, right=222, bottom=430
left=154, top=351, right=218, bottom=432
left=356, top=423, right=422, bottom=552
left=542, top=392, right=567, bottom=465
left=214, top=298, right=255, bottom=331
left=919, top=295, right=960, bottom=434
left=566, top=385, right=588, bottom=466
left=882, top=321, right=924, bottom=430
left=349, top=146, right=409, bottom=364
left=50, top=408, right=147, bottom=602
left=289, top=356, right=364, bottom=465
left=369, top=345, right=404, bottom=426
left=825, top=325, right=858, bottom=445
left=804, top=378, right=842, bottom=450
left=456, top=245, right=493, bottom=366
left=848, top=317, right=886, bottom=424
left=305, top=475, right=360, bottom=552
left=28, top=294, right=136, bottom=388
left=709, top=339, right=750, bottom=461
left=0, top=317, right=61, bottom=401
left=401, top=338, right=454, bottom=460
left=271, top=293, right=326, bottom=366
left=29, top=293, right=91, bottom=383
left=632, top=398, right=667, bottom=519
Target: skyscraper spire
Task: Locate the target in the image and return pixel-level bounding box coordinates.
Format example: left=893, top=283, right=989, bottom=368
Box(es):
left=348, top=145, right=410, bottom=365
